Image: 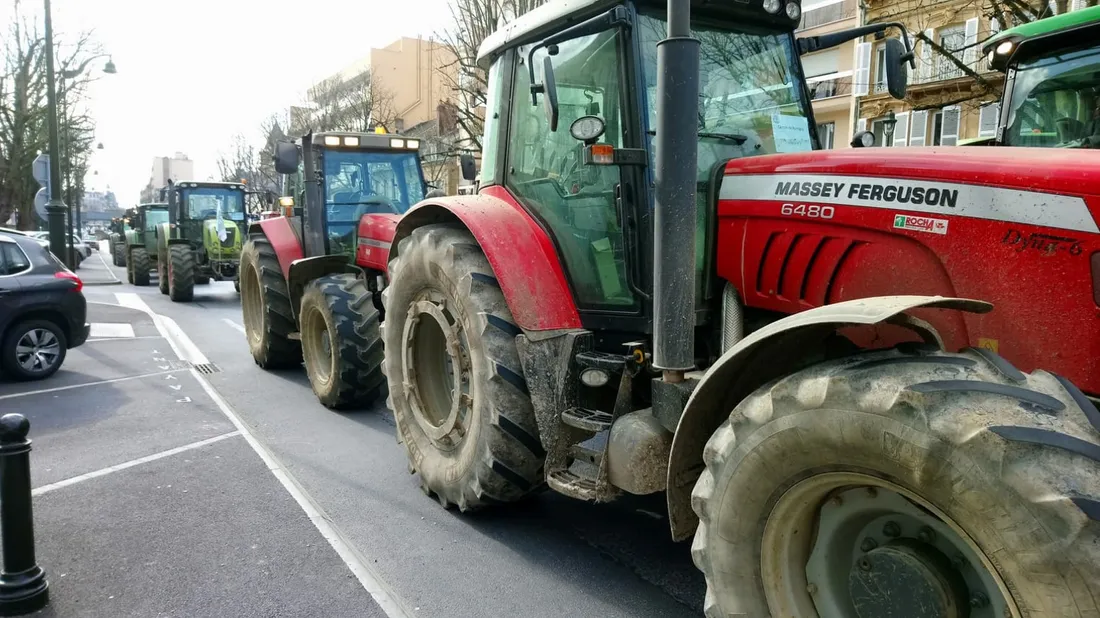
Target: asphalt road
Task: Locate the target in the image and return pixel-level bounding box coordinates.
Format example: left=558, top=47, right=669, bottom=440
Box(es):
left=69, top=257, right=706, bottom=617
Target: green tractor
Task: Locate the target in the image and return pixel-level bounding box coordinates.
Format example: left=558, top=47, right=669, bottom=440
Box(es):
left=123, top=203, right=169, bottom=286
left=981, top=4, right=1100, bottom=147
left=156, top=180, right=247, bottom=302
left=108, top=214, right=129, bottom=267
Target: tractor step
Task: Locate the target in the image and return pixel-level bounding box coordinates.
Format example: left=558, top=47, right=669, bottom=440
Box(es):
left=547, top=434, right=609, bottom=501
left=570, top=433, right=605, bottom=466
left=561, top=407, right=612, bottom=432
left=547, top=468, right=599, bottom=500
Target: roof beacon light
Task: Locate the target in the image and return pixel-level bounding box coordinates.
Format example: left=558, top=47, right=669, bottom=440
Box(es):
left=390, top=138, right=405, bottom=149
left=324, top=135, right=341, bottom=146
left=343, top=136, right=360, bottom=147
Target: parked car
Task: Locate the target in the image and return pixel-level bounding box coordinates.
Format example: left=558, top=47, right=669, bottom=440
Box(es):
left=1, top=227, right=50, bottom=250
left=0, top=231, right=88, bottom=380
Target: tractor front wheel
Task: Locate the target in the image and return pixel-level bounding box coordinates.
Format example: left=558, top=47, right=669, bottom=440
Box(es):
left=113, top=243, right=126, bottom=267
left=299, top=274, right=384, bottom=409
left=239, top=237, right=300, bottom=368
left=157, top=257, right=169, bottom=295
left=168, top=245, right=194, bottom=302
left=692, top=346, right=1100, bottom=618
left=383, top=224, right=544, bottom=510
left=130, top=248, right=151, bottom=286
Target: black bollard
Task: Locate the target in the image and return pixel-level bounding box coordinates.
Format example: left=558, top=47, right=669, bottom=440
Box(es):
left=0, top=414, right=48, bottom=616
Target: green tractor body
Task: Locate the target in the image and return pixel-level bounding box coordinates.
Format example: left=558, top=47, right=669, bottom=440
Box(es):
left=157, top=180, right=247, bottom=301
left=122, top=203, right=167, bottom=285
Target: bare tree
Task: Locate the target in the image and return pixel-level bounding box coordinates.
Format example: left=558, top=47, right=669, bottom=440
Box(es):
left=297, top=70, right=397, bottom=133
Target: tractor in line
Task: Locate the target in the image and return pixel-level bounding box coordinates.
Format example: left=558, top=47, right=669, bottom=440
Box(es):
left=241, top=0, right=1100, bottom=614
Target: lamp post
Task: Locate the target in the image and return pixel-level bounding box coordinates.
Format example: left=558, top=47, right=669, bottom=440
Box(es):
left=883, top=109, right=898, bottom=147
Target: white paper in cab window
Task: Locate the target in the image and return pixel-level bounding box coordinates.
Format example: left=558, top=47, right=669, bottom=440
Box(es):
left=771, top=113, right=813, bottom=153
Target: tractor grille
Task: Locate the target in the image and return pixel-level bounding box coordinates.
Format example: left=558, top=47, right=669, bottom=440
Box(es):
left=219, top=228, right=236, bottom=248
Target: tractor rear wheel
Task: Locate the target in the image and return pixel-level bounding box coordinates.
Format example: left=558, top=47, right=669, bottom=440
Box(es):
left=240, top=237, right=300, bottom=368
left=157, top=258, right=169, bottom=295
left=130, top=248, right=151, bottom=286
left=168, top=245, right=194, bottom=302
left=113, top=243, right=126, bottom=267
left=692, top=346, right=1100, bottom=618
left=299, top=274, right=384, bottom=409
left=383, top=224, right=544, bottom=510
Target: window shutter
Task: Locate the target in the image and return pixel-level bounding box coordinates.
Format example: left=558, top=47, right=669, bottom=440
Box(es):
left=909, top=110, right=928, bottom=145
left=893, top=112, right=910, bottom=146
left=963, top=18, right=979, bottom=66
left=853, top=42, right=872, bottom=96
left=857, top=117, right=867, bottom=133
left=991, top=17, right=1001, bottom=33
left=978, top=103, right=1000, bottom=137
left=1071, top=0, right=1085, bottom=10
left=941, top=106, right=961, bottom=145
left=919, top=29, right=935, bottom=83
left=1048, top=0, right=1058, bottom=15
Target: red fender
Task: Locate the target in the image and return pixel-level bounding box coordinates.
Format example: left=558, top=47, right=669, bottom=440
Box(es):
left=249, top=216, right=302, bottom=280
left=389, top=185, right=581, bottom=332
left=355, top=213, right=401, bottom=272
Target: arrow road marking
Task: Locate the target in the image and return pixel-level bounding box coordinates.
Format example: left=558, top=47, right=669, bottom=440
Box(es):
left=169, top=385, right=182, bottom=391
left=176, top=397, right=191, bottom=403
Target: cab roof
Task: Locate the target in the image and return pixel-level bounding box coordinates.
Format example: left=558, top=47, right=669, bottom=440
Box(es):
left=478, top=0, right=615, bottom=63
left=983, top=5, right=1100, bottom=69
left=171, top=181, right=246, bottom=189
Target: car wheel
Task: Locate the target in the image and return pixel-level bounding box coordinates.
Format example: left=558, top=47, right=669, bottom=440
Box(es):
left=1, top=320, right=68, bottom=381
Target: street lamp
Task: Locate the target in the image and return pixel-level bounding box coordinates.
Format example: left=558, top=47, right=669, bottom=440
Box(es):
left=883, top=109, right=897, bottom=147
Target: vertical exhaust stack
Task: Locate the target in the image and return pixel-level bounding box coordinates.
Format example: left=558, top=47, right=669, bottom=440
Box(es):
left=652, top=0, right=700, bottom=381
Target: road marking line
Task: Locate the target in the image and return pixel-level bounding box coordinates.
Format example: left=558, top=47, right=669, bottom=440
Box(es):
left=127, top=298, right=413, bottom=617
left=0, top=369, right=188, bottom=401
left=93, top=249, right=122, bottom=283
left=32, top=431, right=241, bottom=497
left=222, top=318, right=246, bottom=335
left=89, top=323, right=135, bottom=338
left=86, top=336, right=165, bottom=342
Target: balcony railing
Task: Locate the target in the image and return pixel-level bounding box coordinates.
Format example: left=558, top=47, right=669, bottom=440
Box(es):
left=809, top=76, right=852, bottom=100
left=797, top=0, right=857, bottom=30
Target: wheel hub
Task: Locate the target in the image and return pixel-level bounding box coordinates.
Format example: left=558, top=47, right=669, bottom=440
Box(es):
left=15, top=329, right=59, bottom=372
left=849, top=543, right=963, bottom=618
left=402, top=294, right=471, bottom=449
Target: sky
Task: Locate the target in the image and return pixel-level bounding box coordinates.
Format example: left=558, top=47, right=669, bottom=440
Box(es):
left=5, top=0, right=454, bottom=204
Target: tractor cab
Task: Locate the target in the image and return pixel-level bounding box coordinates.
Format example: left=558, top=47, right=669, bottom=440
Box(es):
left=275, top=131, right=427, bottom=259
left=983, top=5, right=1100, bottom=147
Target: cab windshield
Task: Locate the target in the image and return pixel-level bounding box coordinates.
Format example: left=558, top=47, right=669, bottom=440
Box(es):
left=144, top=209, right=168, bottom=230
left=184, top=188, right=245, bottom=221
left=321, top=149, right=426, bottom=255
left=1005, top=44, right=1100, bottom=147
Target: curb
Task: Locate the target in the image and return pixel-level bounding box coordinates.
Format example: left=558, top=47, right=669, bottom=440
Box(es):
left=85, top=249, right=123, bottom=286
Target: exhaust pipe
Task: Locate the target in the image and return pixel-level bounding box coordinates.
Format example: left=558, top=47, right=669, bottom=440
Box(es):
left=652, top=0, right=699, bottom=379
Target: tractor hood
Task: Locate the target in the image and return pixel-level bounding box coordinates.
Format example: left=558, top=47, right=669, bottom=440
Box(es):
left=201, top=217, right=243, bottom=258
left=720, top=147, right=1100, bottom=234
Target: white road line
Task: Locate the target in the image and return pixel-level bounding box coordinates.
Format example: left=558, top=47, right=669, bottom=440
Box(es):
left=133, top=296, right=414, bottom=618
left=86, top=336, right=165, bottom=342
left=90, top=323, right=135, bottom=338
left=93, top=249, right=121, bottom=283
left=32, top=431, right=241, bottom=497
left=0, top=369, right=188, bottom=401
left=222, top=318, right=246, bottom=335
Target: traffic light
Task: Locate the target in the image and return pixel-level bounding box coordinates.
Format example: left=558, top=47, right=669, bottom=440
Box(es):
left=32, top=153, right=51, bottom=220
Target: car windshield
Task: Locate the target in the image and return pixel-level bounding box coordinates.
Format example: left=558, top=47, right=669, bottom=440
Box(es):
left=184, top=187, right=246, bottom=220
left=322, top=149, right=425, bottom=256
left=1005, top=44, right=1100, bottom=147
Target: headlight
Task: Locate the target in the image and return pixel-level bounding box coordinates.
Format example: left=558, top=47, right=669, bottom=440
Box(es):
left=763, top=0, right=782, bottom=13
left=996, top=41, right=1014, bottom=55
left=343, top=136, right=360, bottom=147
left=324, top=136, right=340, bottom=146
left=569, top=115, right=606, bottom=142
left=785, top=1, right=801, bottom=20
left=390, top=138, right=405, bottom=148
left=406, top=139, right=420, bottom=149
left=278, top=196, right=294, bottom=207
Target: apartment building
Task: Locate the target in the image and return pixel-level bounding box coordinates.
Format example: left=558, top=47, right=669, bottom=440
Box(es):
left=150, top=153, right=195, bottom=190
left=798, top=0, right=861, bottom=148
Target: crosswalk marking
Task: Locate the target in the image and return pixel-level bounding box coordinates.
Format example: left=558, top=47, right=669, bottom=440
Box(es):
left=89, top=323, right=135, bottom=339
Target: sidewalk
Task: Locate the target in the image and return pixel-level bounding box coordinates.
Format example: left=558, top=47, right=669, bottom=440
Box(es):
left=0, top=302, right=384, bottom=617
left=76, top=242, right=121, bottom=286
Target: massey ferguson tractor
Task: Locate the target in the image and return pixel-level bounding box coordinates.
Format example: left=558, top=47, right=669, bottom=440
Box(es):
left=157, top=180, right=247, bottom=301
left=982, top=3, right=1100, bottom=147
left=242, top=0, right=1100, bottom=613
left=239, top=131, right=428, bottom=408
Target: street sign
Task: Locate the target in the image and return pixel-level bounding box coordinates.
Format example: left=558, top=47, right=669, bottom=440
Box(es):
left=31, top=154, right=51, bottom=222
left=33, top=188, right=49, bottom=220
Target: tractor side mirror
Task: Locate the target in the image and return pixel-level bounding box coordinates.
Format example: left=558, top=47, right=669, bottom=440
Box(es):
left=274, top=141, right=300, bottom=175
left=540, top=56, right=559, bottom=132
left=884, top=38, right=909, bottom=99
left=459, top=154, right=477, bottom=181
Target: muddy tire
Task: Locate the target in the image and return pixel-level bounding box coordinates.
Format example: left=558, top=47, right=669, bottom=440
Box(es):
left=240, top=237, right=300, bottom=368
left=168, top=245, right=194, bottom=302
left=299, top=274, right=384, bottom=409
left=130, top=247, right=151, bottom=286
left=113, top=243, right=126, bottom=267
left=383, top=224, right=544, bottom=510
left=157, top=257, right=169, bottom=295
left=692, top=346, right=1100, bottom=618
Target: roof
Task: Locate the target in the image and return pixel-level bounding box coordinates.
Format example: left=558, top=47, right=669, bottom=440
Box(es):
left=478, top=0, right=616, bottom=62
left=984, top=6, right=1100, bottom=59
left=171, top=181, right=246, bottom=189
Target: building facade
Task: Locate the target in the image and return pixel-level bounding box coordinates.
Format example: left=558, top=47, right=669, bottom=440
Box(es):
left=149, top=153, right=195, bottom=190
left=798, top=0, right=861, bottom=148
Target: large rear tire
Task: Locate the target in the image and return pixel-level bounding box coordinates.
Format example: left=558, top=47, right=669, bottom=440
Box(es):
left=130, top=247, right=151, bottom=286
left=168, top=245, right=194, bottom=302
left=157, top=256, right=169, bottom=295
left=692, top=346, right=1100, bottom=618
left=300, top=274, right=384, bottom=409
left=240, top=237, right=300, bottom=368
left=383, top=224, right=544, bottom=510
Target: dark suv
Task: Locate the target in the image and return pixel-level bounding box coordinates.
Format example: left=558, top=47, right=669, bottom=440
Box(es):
left=0, top=231, right=89, bottom=381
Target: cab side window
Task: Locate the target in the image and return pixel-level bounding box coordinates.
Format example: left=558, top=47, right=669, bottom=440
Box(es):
left=505, top=30, right=634, bottom=309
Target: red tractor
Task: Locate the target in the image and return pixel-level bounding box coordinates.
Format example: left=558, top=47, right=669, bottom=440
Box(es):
left=240, top=131, right=428, bottom=408
left=244, top=0, right=1100, bottom=613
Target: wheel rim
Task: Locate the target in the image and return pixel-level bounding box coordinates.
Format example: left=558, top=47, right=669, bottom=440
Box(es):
left=402, top=291, right=471, bottom=451
left=241, top=262, right=264, bottom=345
left=760, top=472, right=1015, bottom=618
left=301, top=305, right=333, bottom=385
left=15, top=328, right=60, bottom=373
